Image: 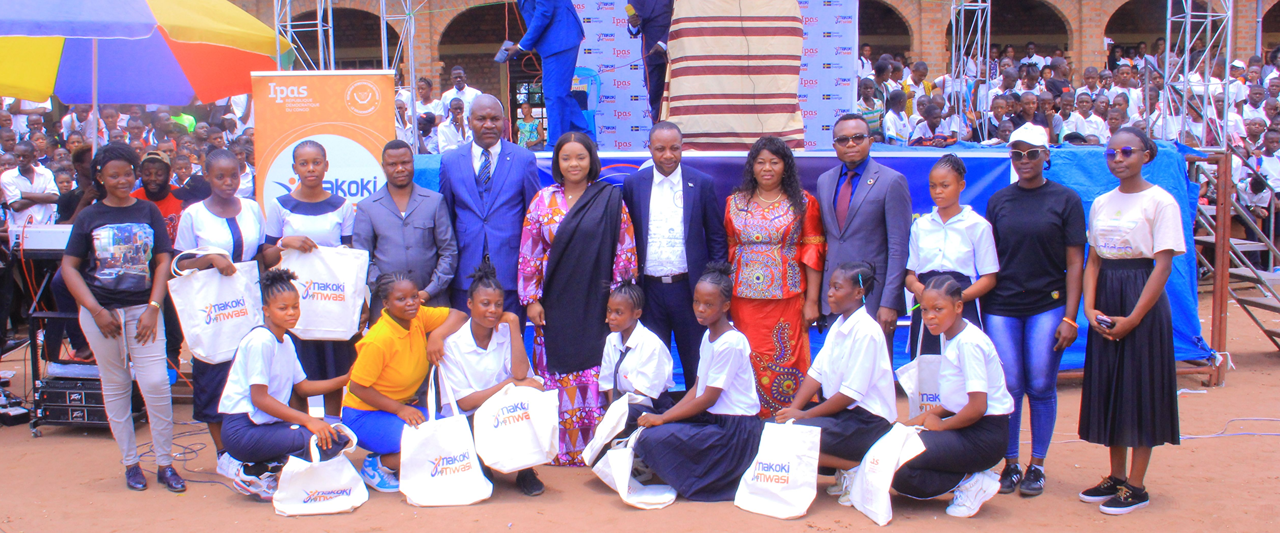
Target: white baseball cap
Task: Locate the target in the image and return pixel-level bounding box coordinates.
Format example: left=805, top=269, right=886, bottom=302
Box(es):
left=1008, top=122, right=1049, bottom=147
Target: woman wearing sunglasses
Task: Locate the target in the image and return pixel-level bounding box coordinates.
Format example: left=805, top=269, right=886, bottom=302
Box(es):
left=983, top=123, right=1086, bottom=497
left=1078, top=127, right=1184, bottom=515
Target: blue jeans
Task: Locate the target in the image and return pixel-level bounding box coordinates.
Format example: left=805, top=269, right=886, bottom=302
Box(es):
left=983, top=307, right=1066, bottom=461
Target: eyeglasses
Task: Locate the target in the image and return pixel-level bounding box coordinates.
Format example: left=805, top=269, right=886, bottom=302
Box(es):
left=1104, top=146, right=1145, bottom=160
left=1009, top=148, right=1047, bottom=162
left=834, top=134, right=870, bottom=146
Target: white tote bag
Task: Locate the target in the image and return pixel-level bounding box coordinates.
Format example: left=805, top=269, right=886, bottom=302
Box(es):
left=895, top=354, right=944, bottom=419
left=592, top=428, right=677, bottom=510
left=166, top=248, right=262, bottom=364
left=273, top=424, right=369, bottom=517
left=471, top=382, right=560, bottom=474
left=847, top=423, right=926, bottom=526
left=733, top=420, right=821, bottom=519
left=399, top=368, right=492, bottom=507
left=582, top=392, right=645, bottom=466
left=278, top=246, right=369, bottom=341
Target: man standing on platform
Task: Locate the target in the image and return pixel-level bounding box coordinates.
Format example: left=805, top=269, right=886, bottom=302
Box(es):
left=505, top=0, right=592, bottom=142
left=354, top=139, right=457, bottom=315
left=440, top=67, right=483, bottom=121
left=627, top=0, right=673, bottom=122
left=439, top=94, right=540, bottom=319
left=816, top=114, right=911, bottom=348
left=622, top=121, right=727, bottom=392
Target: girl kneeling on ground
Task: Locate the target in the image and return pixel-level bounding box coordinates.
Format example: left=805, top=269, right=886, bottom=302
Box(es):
left=440, top=263, right=547, bottom=496
left=218, top=269, right=353, bottom=501
left=776, top=262, right=898, bottom=504
left=633, top=262, right=764, bottom=502
left=341, top=272, right=469, bottom=492
left=892, top=276, right=1015, bottom=518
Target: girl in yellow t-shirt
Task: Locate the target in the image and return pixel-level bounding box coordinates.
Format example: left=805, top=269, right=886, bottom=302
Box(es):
left=341, top=272, right=468, bottom=493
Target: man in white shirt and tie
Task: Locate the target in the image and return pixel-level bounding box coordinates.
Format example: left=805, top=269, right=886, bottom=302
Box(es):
left=622, top=122, right=727, bottom=396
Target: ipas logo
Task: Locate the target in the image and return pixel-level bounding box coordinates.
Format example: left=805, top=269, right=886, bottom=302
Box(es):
left=204, top=297, right=248, bottom=325
left=430, top=451, right=473, bottom=477
left=613, top=140, right=633, bottom=150
left=303, top=488, right=353, bottom=503
left=492, top=402, right=531, bottom=428
left=800, top=79, right=819, bottom=88
left=613, top=79, right=632, bottom=89
left=613, top=110, right=632, bottom=120
left=613, top=49, right=632, bottom=58
left=802, top=109, right=819, bottom=119
left=268, top=83, right=309, bottom=103
left=613, top=17, right=629, bottom=26
left=803, top=16, right=819, bottom=25
left=805, top=140, right=819, bottom=149
left=301, top=280, right=346, bottom=301
left=574, top=3, right=587, bottom=11
left=751, top=461, right=791, bottom=484
left=803, top=47, right=819, bottom=57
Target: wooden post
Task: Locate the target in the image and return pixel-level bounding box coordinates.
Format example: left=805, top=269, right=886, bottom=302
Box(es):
left=1209, top=152, right=1232, bottom=387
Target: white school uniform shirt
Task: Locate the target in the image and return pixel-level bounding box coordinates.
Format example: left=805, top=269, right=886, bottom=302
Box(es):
left=1, top=166, right=59, bottom=226
left=440, top=320, right=514, bottom=416
left=600, top=322, right=675, bottom=403
left=440, top=85, right=483, bottom=118
left=1236, top=170, right=1272, bottom=208
left=219, top=327, right=306, bottom=425
left=1254, top=153, right=1280, bottom=187
left=882, top=110, right=911, bottom=144
left=1019, top=54, right=1045, bottom=71
left=697, top=329, right=760, bottom=416
left=645, top=164, right=688, bottom=276
left=438, top=121, right=472, bottom=153
left=2, top=98, right=51, bottom=137
left=939, top=321, right=1014, bottom=417
left=1088, top=186, right=1186, bottom=260
left=807, top=307, right=897, bottom=423
left=907, top=206, right=1000, bottom=281
left=236, top=166, right=255, bottom=199
left=264, top=193, right=355, bottom=247
left=856, top=57, right=874, bottom=80
left=1242, top=102, right=1268, bottom=123
left=1061, top=111, right=1088, bottom=135
left=174, top=198, right=266, bottom=263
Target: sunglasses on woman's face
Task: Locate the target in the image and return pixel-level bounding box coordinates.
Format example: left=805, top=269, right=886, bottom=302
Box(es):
left=834, top=134, right=870, bottom=146
left=1009, top=148, right=1046, bottom=162
left=1104, top=146, right=1145, bottom=160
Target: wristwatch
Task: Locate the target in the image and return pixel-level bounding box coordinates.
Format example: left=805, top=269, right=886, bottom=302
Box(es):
left=148, top=300, right=161, bottom=310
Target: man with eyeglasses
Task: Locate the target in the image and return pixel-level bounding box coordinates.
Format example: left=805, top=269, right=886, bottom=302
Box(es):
left=816, top=114, right=912, bottom=348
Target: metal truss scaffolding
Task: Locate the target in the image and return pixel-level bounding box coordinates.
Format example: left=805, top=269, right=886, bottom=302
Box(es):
left=380, top=0, right=421, bottom=147
left=274, top=0, right=336, bottom=70
left=951, top=0, right=990, bottom=120
left=1162, top=0, right=1234, bottom=147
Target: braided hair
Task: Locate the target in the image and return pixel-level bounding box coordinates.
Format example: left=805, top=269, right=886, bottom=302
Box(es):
left=292, top=139, right=327, bottom=161
left=923, top=275, right=965, bottom=302
left=374, top=271, right=418, bottom=303
left=933, top=153, right=967, bottom=181
left=260, top=268, right=299, bottom=303
left=466, top=259, right=504, bottom=298
left=90, top=142, right=140, bottom=196
left=833, top=261, right=878, bottom=295
left=609, top=277, right=645, bottom=310
left=698, top=261, right=734, bottom=302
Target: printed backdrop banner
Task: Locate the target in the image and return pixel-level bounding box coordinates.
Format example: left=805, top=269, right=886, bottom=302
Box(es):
left=573, top=1, right=654, bottom=152
left=251, top=70, right=396, bottom=206
left=797, top=0, right=858, bottom=151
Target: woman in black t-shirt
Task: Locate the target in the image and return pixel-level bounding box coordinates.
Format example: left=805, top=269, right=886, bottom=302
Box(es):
left=60, top=143, right=184, bottom=494
left=983, top=124, right=1086, bottom=497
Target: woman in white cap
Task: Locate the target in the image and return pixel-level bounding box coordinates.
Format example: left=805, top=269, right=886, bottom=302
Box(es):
left=983, top=123, right=1087, bottom=497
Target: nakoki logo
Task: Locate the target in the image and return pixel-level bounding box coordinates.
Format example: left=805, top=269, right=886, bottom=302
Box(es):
left=203, top=297, right=247, bottom=325
left=613, top=110, right=632, bottom=119
left=613, top=79, right=632, bottom=89
left=492, top=402, right=531, bottom=428
left=430, top=451, right=473, bottom=477
left=751, top=461, right=792, bottom=484
left=267, top=83, right=308, bottom=103
left=301, top=280, right=346, bottom=301
left=303, top=488, right=353, bottom=503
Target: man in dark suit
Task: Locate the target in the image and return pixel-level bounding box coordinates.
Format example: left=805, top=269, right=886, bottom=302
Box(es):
left=626, top=0, right=673, bottom=122
left=622, top=121, right=727, bottom=389
left=816, top=114, right=912, bottom=344
left=439, top=94, right=541, bottom=319
left=504, top=0, right=590, bottom=143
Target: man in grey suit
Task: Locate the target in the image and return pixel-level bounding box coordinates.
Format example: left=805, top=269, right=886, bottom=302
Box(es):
left=816, top=113, right=912, bottom=342
left=354, top=139, right=458, bottom=316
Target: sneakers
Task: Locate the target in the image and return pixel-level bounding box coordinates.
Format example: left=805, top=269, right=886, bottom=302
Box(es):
left=233, top=466, right=278, bottom=502
left=1079, top=475, right=1126, bottom=503
left=359, top=454, right=400, bottom=493
left=631, top=459, right=654, bottom=483
left=998, top=463, right=1022, bottom=494
left=826, top=468, right=846, bottom=496
left=946, top=470, right=1000, bottom=518
left=516, top=469, right=545, bottom=497
left=1099, top=483, right=1150, bottom=515
left=216, top=451, right=243, bottom=480
left=835, top=467, right=858, bottom=507
left=1018, top=464, right=1045, bottom=497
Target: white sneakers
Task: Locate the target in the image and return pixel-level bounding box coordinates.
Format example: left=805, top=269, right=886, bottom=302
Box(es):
left=360, top=454, right=400, bottom=493
left=946, top=470, right=1000, bottom=518
left=233, top=467, right=278, bottom=502
left=826, top=469, right=846, bottom=496
left=835, top=467, right=858, bottom=506
left=216, top=451, right=243, bottom=480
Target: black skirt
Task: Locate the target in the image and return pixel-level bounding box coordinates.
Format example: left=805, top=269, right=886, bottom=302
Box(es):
left=909, top=271, right=982, bottom=359
left=634, top=413, right=765, bottom=502
left=1078, top=259, right=1180, bottom=448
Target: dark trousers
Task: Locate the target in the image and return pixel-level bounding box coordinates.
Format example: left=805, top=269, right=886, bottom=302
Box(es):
left=891, top=414, right=1008, bottom=499
left=45, top=269, right=88, bottom=352
left=640, top=279, right=704, bottom=393
left=0, top=256, right=15, bottom=342
left=163, top=295, right=182, bottom=367
left=451, top=288, right=526, bottom=326
left=221, top=412, right=350, bottom=464
left=644, top=60, right=668, bottom=120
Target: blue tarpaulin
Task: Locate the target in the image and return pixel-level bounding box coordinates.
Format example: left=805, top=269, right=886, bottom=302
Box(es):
left=415, top=143, right=1211, bottom=389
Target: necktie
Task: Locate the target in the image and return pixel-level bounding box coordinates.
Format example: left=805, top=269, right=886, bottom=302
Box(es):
left=479, top=148, right=492, bottom=187
left=835, top=169, right=856, bottom=229
left=613, top=347, right=631, bottom=390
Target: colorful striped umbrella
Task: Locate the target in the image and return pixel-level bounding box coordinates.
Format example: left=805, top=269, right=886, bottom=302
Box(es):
left=0, top=0, right=292, bottom=105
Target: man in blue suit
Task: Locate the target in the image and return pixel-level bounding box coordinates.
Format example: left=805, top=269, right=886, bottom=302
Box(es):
left=504, top=0, right=590, bottom=143
left=622, top=122, right=728, bottom=392
left=626, top=0, right=673, bottom=121
left=439, top=94, right=541, bottom=319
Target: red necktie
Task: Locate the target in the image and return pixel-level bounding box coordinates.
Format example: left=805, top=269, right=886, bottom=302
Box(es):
left=836, top=170, right=856, bottom=229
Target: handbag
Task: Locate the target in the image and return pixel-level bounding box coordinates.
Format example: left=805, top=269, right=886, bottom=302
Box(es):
left=471, top=382, right=560, bottom=474
left=895, top=354, right=943, bottom=420
left=399, top=367, right=493, bottom=507
left=592, top=427, right=677, bottom=510
left=277, top=246, right=370, bottom=341
left=272, top=424, right=369, bottom=516
left=582, top=392, right=645, bottom=466
left=733, top=420, right=821, bottom=519
left=166, top=247, right=263, bottom=364
left=847, top=423, right=926, bottom=526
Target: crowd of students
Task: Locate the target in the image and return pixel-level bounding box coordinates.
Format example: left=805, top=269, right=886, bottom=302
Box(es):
left=0, top=80, right=1185, bottom=520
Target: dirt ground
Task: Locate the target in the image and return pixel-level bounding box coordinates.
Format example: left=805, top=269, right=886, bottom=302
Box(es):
left=1, top=292, right=1278, bottom=533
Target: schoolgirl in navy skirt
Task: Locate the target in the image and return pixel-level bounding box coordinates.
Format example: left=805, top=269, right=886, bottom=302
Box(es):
left=633, top=263, right=765, bottom=502
left=600, top=279, right=676, bottom=437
